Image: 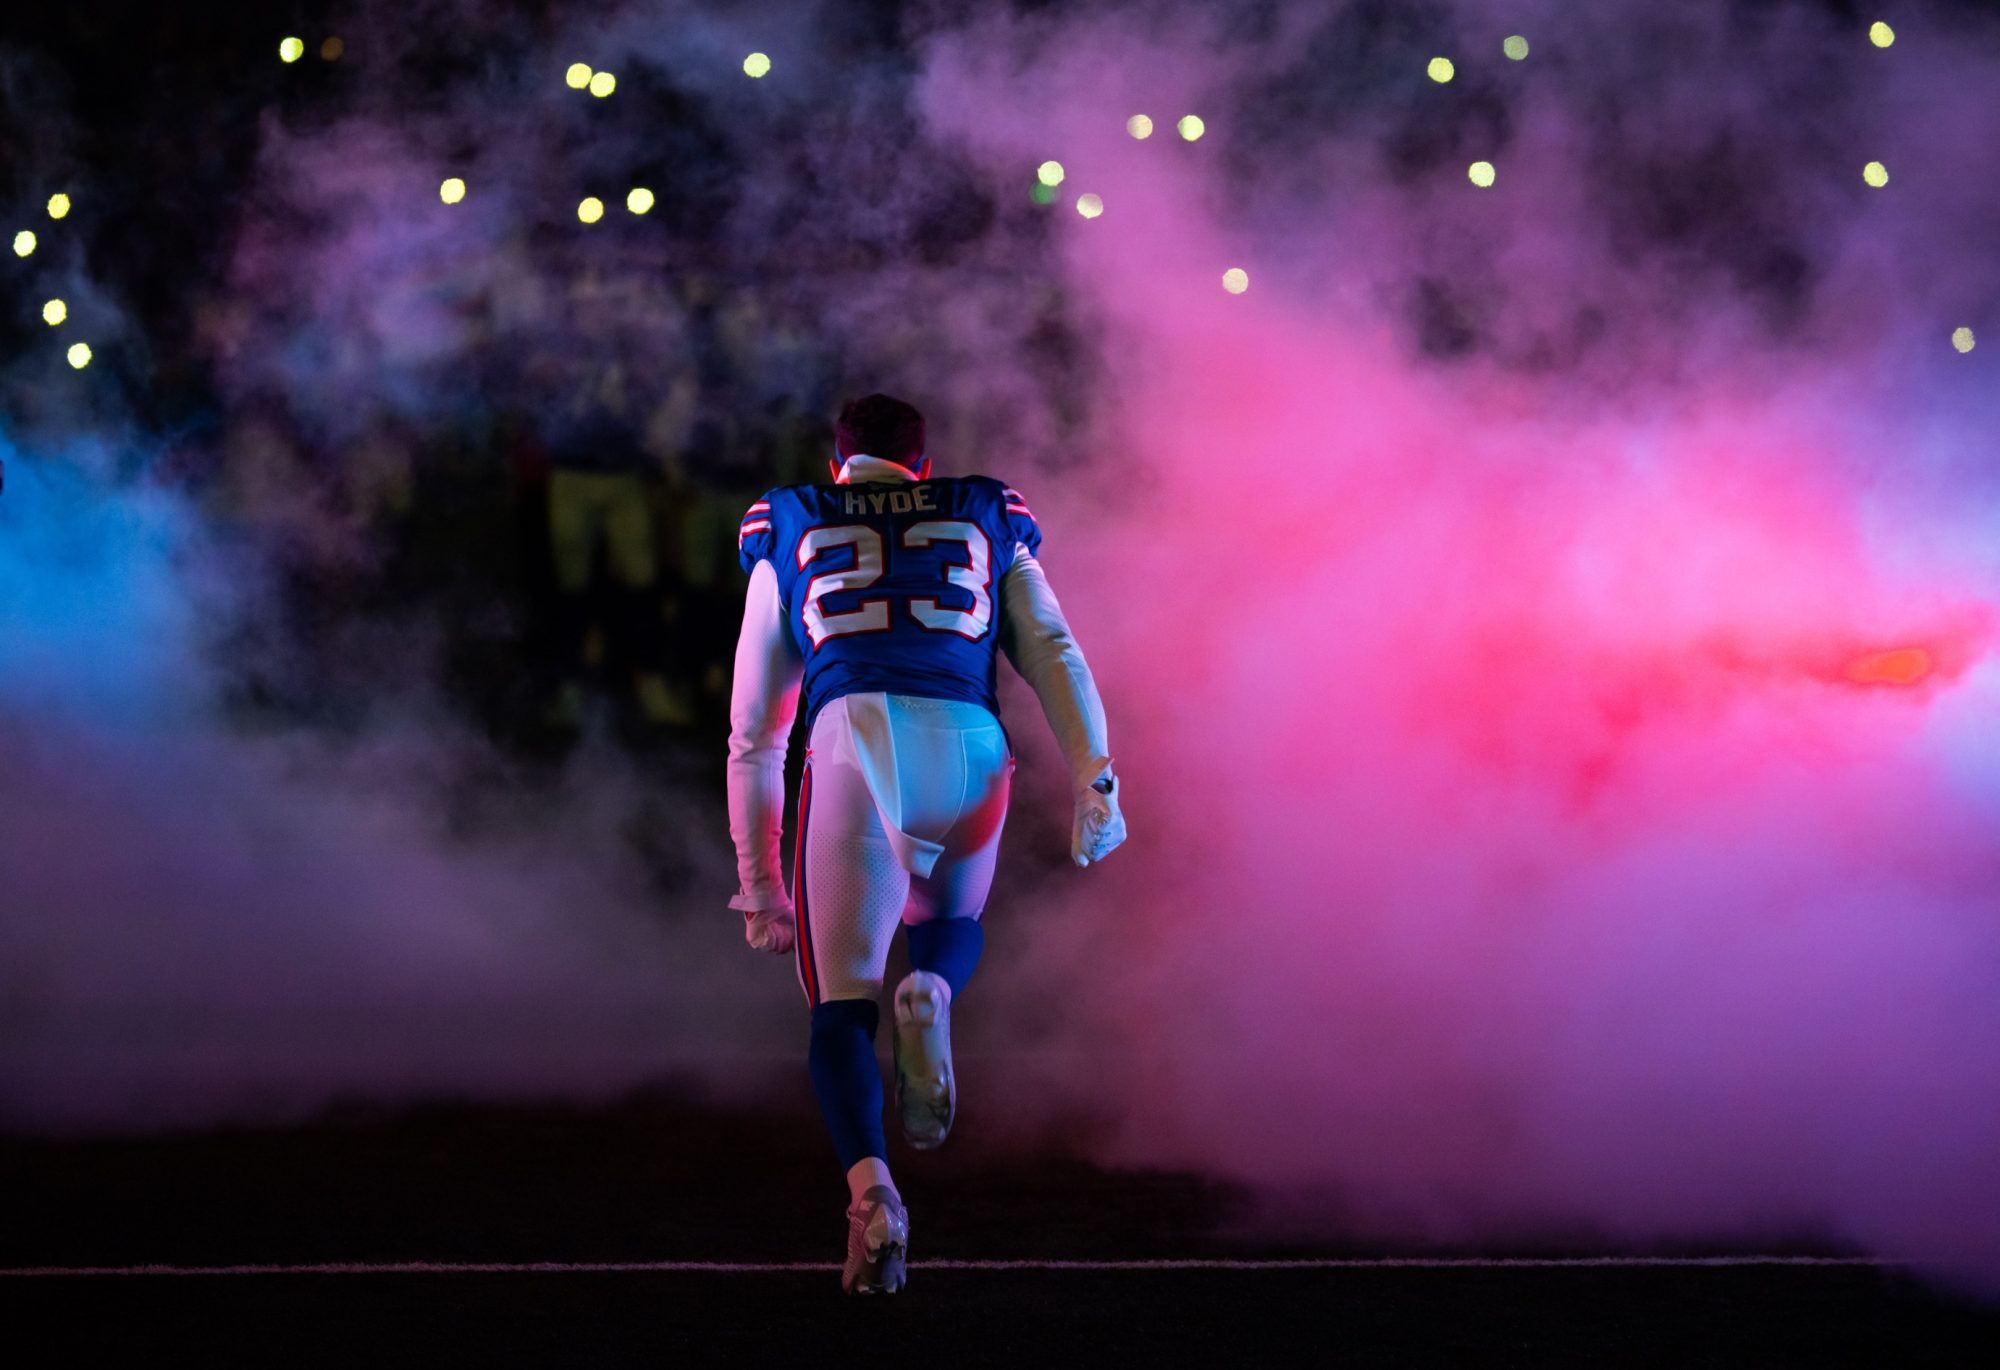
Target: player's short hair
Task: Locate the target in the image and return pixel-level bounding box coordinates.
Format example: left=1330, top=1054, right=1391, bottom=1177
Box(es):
left=834, top=394, right=926, bottom=465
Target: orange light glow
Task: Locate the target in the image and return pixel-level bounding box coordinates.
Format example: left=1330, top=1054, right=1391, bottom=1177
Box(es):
left=1844, top=647, right=1933, bottom=686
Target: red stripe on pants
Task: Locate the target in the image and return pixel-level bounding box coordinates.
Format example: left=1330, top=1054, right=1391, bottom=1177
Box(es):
left=792, top=761, right=820, bottom=1005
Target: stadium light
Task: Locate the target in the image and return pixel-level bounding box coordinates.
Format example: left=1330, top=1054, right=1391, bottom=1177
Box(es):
left=440, top=178, right=467, bottom=205
left=13, top=230, right=34, bottom=257
left=48, top=193, right=71, bottom=220
left=1127, top=114, right=1153, bottom=139
left=566, top=62, right=593, bottom=89
left=1504, top=35, right=1530, bottom=61
left=1076, top=193, right=1104, bottom=219
left=1037, top=160, right=1065, bottom=187
left=43, top=299, right=66, bottom=326
left=1953, top=327, right=1976, bottom=354
left=589, top=70, right=616, bottom=97
left=1222, top=267, right=1248, bottom=294
left=1468, top=160, right=1496, bottom=187
left=1029, top=182, right=1057, bottom=206
left=627, top=187, right=655, bottom=214
left=744, top=52, right=772, bottom=78
left=1177, top=114, right=1205, bottom=141
left=1869, top=22, right=1895, bottom=49
left=578, top=197, right=605, bottom=224
left=1428, top=56, right=1455, bottom=83
left=1863, top=160, right=1889, bottom=187
left=280, top=37, right=305, bottom=64
left=68, top=342, right=92, bottom=369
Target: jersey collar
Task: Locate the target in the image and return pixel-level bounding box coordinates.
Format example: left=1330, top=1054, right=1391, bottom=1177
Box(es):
left=835, top=454, right=925, bottom=484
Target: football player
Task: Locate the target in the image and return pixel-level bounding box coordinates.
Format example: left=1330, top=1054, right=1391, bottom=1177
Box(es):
left=728, top=393, right=1124, bottom=1294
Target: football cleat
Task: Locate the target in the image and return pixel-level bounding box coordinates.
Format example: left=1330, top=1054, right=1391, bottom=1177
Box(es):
left=842, top=1186, right=909, bottom=1295
left=893, top=970, right=956, bottom=1150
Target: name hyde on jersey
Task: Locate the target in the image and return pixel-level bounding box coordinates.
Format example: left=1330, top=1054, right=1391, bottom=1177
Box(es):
left=842, top=485, right=939, bottom=517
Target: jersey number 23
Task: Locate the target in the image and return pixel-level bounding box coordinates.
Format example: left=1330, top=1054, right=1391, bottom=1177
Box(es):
left=796, top=521, right=993, bottom=647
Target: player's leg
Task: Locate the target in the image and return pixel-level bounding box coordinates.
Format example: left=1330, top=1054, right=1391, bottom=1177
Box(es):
left=796, top=703, right=915, bottom=1292
left=889, top=699, right=1013, bottom=1149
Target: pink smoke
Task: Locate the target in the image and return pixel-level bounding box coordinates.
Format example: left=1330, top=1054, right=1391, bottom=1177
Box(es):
left=922, top=4, right=2000, bottom=1285
left=8, top=0, right=1997, bottom=1292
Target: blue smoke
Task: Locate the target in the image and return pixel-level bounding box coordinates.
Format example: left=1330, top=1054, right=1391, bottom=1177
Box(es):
left=0, top=432, right=215, bottom=728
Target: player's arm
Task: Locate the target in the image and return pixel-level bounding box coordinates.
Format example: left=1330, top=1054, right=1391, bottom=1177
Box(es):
left=997, top=544, right=1126, bottom=867
left=727, top=557, right=804, bottom=951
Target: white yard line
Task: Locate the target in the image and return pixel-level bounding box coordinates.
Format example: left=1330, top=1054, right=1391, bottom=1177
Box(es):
left=0, top=1255, right=1891, bottom=1278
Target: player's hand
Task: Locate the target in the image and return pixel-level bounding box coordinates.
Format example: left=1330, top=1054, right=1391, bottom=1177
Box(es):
left=1072, top=771, right=1126, bottom=867
left=742, top=905, right=797, bottom=954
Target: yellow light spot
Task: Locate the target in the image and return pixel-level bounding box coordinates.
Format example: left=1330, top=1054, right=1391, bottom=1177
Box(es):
left=566, top=62, right=593, bottom=89
left=1863, top=160, right=1889, bottom=188
left=626, top=187, right=655, bottom=215
left=1222, top=267, right=1249, bottom=295
left=1428, top=56, right=1455, bottom=83
left=744, top=52, right=771, bottom=78
left=1127, top=114, right=1153, bottom=139
left=13, top=230, right=35, bottom=257
left=1869, top=21, right=1895, bottom=49
left=320, top=36, right=344, bottom=61
left=43, top=299, right=66, bottom=326
left=578, top=197, right=605, bottom=224
left=1177, top=114, right=1205, bottom=142
left=1468, top=160, right=1496, bottom=187
left=67, top=342, right=92, bottom=369
left=1504, top=35, right=1530, bottom=61
left=589, top=70, right=616, bottom=97
left=280, top=37, right=305, bottom=64
left=48, top=193, right=71, bottom=220
left=440, top=177, right=467, bottom=205
left=1952, top=327, right=1976, bottom=354
left=1037, top=160, right=1065, bottom=187
left=1076, top=193, right=1104, bottom=219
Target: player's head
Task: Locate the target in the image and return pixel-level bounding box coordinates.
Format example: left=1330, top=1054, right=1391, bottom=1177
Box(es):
left=832, top=393, right=929, bottom=480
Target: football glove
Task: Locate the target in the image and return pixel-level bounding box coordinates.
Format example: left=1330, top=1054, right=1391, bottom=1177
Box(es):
left=1072, top=771, right=1126, bottom=868
left=742, top=904, right=797, bottom=955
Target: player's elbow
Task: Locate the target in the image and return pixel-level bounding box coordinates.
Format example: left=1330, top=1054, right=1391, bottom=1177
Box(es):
left=727, top=715, right=783, bottom=763
left=1007, top=609, right=1076, bottom=660
left=1029, top=626, right=1090, bottom=681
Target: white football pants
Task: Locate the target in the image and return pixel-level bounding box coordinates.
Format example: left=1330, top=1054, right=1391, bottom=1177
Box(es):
left=794, top=693, right=1012, bottom=1005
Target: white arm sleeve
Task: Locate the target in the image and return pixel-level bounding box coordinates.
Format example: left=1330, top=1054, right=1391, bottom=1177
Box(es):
left=998, top=545, right=1112, bottom=791
left=727, top=559, right=803, bottom=912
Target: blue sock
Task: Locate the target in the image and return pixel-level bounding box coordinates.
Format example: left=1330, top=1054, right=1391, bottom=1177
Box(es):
left=809, top=999, right=886, bottom=1170
left=906, top=917, right=985, bottom=1002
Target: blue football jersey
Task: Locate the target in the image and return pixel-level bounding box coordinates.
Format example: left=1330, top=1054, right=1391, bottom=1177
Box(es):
left=738, top=476, right=1043, bottom=728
